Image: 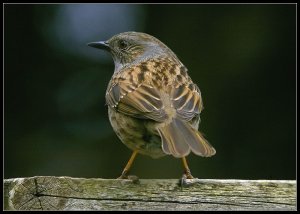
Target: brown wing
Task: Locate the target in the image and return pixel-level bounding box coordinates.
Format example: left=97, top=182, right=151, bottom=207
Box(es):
left=106, top=78, right=203, bottom=122
left=171, top=83, right=203, bottom=122
left=106, top=81, right=168, bottom=122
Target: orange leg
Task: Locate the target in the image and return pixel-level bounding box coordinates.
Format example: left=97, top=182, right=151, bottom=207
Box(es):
left=182, top=157, right=194, bottom=179
left=118, top=151, right=138, bottom=179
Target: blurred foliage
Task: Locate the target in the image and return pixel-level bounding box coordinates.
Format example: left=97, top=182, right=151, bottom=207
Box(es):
left=4, top=4, right=296, bottom=179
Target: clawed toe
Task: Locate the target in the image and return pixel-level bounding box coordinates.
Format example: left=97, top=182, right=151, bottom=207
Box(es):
left=117, top=175, right=128, bottom=179
left=117, top=174, right=140, bottom=184
left=179, top=173, right=200, bottom=187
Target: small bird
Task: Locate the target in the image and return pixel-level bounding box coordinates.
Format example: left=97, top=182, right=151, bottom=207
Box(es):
left=88, top=32, right=216, bottom=179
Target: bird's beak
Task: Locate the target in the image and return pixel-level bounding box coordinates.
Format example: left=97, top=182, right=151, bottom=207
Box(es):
left=87, top=41, right=110, bottom=51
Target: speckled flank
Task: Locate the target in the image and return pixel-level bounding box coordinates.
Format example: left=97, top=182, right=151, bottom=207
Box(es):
left=108, top=108, right=165, bottom=159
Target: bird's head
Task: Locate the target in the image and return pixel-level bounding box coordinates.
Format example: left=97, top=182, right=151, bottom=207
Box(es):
left=88, top=31, right=178, bottom=72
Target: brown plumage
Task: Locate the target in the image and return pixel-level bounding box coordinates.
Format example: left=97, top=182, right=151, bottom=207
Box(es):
left=88, top=32, right=216, bottom=179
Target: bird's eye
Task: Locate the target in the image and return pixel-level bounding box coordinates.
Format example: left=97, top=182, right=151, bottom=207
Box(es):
left=118, top=40, right=129, bottom=50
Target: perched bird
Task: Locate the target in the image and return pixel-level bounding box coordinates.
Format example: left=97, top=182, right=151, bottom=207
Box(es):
left=88, top=32, right=216, bottom=179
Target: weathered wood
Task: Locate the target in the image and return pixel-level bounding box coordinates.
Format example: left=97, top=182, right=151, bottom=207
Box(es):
left=4, top=176, right=296, bottom=211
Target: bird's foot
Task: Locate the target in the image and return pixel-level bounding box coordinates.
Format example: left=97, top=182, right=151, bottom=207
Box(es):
left=127, top=175, right=140, bottom=184
left=185, top=172, right=194, bottom=179
left=117, top=174, right=128, bottom=179
left=179, top=173, right=200, bottom=187
left=183, top=168, right=194, bottom=179
left=117, top=173, right=140, bottom=184
left=117, top=169, right=129, bottom=179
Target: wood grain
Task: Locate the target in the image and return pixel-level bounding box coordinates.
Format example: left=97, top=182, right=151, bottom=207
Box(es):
left=4, top=176, right=296, bottom=211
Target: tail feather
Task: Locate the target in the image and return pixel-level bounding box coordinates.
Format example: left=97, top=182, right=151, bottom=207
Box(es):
left=158, top=120, right=190, bottom=158
left=157, top=118, right=216, bottom=158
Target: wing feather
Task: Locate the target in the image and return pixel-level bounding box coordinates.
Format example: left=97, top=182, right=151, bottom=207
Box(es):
left=172, top=83, right=203, bottom=121
left=106, top=82, right=167, bottom=122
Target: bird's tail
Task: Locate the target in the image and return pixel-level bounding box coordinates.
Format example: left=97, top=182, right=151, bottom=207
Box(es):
left=157, top=118, right=216, bottom=158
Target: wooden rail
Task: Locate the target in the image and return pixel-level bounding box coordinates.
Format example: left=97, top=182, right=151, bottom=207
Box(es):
left=4, top=176, right=296, bottom=211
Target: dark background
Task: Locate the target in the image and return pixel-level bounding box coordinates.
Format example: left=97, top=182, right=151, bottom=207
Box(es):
left=4, top=4, right=296, bottom=179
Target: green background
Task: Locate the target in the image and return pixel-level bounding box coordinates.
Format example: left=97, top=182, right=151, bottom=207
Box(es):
left=4, top=4, right=296, bottom=179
